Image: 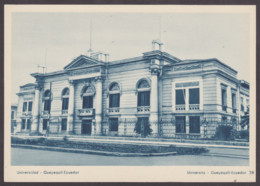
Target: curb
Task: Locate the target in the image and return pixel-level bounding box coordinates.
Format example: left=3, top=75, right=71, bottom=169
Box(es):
left=200, top=153, right=249, bottom=159
left=11, top=144, right=178, bottom=157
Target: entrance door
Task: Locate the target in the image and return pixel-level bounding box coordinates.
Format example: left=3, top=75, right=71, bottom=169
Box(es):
left=137, top=117, right=149, bottom=137
left=82, top=120, right=92, bottom=135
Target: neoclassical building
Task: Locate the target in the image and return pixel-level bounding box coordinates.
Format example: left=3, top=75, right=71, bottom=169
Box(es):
left=15, top=41, right=249, bottom=138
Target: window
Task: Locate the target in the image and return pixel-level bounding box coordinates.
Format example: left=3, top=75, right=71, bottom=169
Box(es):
left=176, top=116, right=186, bottom=133
left=189, top=88, right=199, bottom=104
left=44, top=100, right=51, bottom=111
left=61, top=118, right=67, bottom=131
left=109, top=94, right=120, bottom=108
left=28, top=102, right=33, bottom=112
left=23, top=102, right=27, bottom=112
left=43, top=119, right=48, bottom=130
left=232, top=93, right=236, bottom=113
left=62, top=98, right=69, bottom=110
left=241, top=97, right=244, bottom=111
left=44, top=90, right=51, bottom=112
left=189, top=116, right=200, bottom=133
left=137, top=79, right=150, bottom=107
left=109, top=118, right=118, bottom=132
left=176, top=89, right=186, bottom=105
left=61, top=88, right=69, bottom=110
left=11, top=111, right=14, bottom=120
left=22, top=119, right=26, bottom=129
left=27, top=119, right=31, bottom=130
left=138, top=91, right=150, bottom=106
left=83, top=96, right=93, bottom=108
left=221, top=88, right=227, bottom=111
left=23, top=101, right=33, bottom=112
left=109, top=83, right=120, bottom=108
left=81, top=85, right=95, bottom=109
left=246, top=99, right=249, bottom=112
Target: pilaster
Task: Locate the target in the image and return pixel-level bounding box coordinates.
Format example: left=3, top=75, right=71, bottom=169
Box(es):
left=67, top=80, right=75, bottom=134
left=94, top=76, right=104, bottom=135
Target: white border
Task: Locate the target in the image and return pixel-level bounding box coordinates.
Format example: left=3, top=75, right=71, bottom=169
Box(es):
left=4, top=5, right=256, bottom=182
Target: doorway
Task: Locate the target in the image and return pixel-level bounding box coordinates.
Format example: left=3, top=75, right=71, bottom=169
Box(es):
left=81, top=120, right=92, bottom=135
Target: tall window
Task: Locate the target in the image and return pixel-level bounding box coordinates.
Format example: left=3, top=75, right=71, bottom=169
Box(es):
left=189, top=88, right=199, bottom=104
left=221, top=87, right=227, bottom=111
left=137, top=79, right=150, bottom=107
left=22, top=119, right=26, bottom=130
left=61, top=88, right=69, bottom=110
left=61, top=118, right=67, bottom=131
left=44, top=90, right=51, bottom=112
left=23, top=102, right=27, bottom=112
left=11, top=111, right=15, bottom=120
left=83, top=96, right=93, bottom=108
left=176, top=116, right=186, bottom=133
left=43, top=119, right=48, bottom=130
left=109, top=83, right=120, bottom=108
left=176, top=89, right=186, bottom=105
left=189, top=116, right=200, bottom=133
left=82, top=85, right=94, bottom=109
left=27, top=119, right=31, bottom=130
left=232, top=93, right=236, bottom=113
left=240, top=97, right=244, bottom=111
left=109, top=118, right=119, bottom=132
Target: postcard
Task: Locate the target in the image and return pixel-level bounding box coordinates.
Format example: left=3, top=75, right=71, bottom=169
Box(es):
left=4, top=4, right=256, bottom=182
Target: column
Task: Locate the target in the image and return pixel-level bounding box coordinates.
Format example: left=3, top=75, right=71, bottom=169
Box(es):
left=95, top=76, right=103, bottom=135
left=185, top=88, right=189, bottom=111
left=67, top=80, right=75, bottom=134
left=31, top=85, right=41, bottom=132
left=150, top=68, right=159, bottom=136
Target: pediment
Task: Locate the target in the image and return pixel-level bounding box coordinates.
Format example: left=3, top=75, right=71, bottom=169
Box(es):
left=64, top=55, right=103, bottom=70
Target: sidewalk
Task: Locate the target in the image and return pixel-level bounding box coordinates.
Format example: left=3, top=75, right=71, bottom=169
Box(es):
left=13, top=134, right=249, bottom=149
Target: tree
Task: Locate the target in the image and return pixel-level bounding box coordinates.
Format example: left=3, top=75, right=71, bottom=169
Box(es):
left=240, top=106, right=249, bottom=130
left=134, top=119, right=152, bottom=137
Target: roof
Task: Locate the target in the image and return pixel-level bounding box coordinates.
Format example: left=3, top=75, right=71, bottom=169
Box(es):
left=20, top=83, right=36, bottom=88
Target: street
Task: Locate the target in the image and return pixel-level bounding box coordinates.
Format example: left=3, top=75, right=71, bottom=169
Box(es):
left=11, top=147, right=249, bottom=166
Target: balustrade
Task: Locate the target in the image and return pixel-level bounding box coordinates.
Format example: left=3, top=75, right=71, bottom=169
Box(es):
left=175, top=105, right=185, bottom=111
left=108, top=107, right=120, bottom=113
left=137, top=106, right=150, bottom=113
left=78, top=108, right=94, bottom=116
left=189, top=104, right=200, bottom=110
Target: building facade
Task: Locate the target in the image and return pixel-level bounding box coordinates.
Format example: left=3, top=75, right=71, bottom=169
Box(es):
left=11, top=104, right=17, bottom=133
left=15, top=42, right=250, bottom=138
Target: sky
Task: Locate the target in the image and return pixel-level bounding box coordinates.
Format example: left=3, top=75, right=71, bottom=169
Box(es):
left=10, top=11, right=251, bottom=104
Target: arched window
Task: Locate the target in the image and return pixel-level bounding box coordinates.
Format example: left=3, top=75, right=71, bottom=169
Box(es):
left=61, top=88, right=69, bottom=111
left=137, top=79, right=150, bottom=107
left=82, top=85, right=94, bottom=109
left=44, top=90, right=51, bottom=112
left=109, top=82, right=120, bottom=109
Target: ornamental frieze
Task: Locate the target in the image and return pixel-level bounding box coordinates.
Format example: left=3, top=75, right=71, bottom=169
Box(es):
left=68, top=67, right=100, bottom=76
left=174, top=64, right=202, bottom=71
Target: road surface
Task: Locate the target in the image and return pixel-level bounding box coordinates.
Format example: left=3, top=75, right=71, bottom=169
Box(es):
left=11, top=147, right=249, bottom=166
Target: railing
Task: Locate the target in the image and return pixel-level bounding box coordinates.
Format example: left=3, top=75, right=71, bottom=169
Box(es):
left=78, top=108, right=94, bottom=116
left=42, top=110, right=50, bottom=115
left=222, top=105, right=227, bottom=111
left=189, top=104, right=200, bottom=110
left=62, top=110, right=68, bottom=115
left=108, top=107, right=120, bottom=113
left=137, top=106, right=150, bottom=113
left=175, top=104, right=185, bottom=111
